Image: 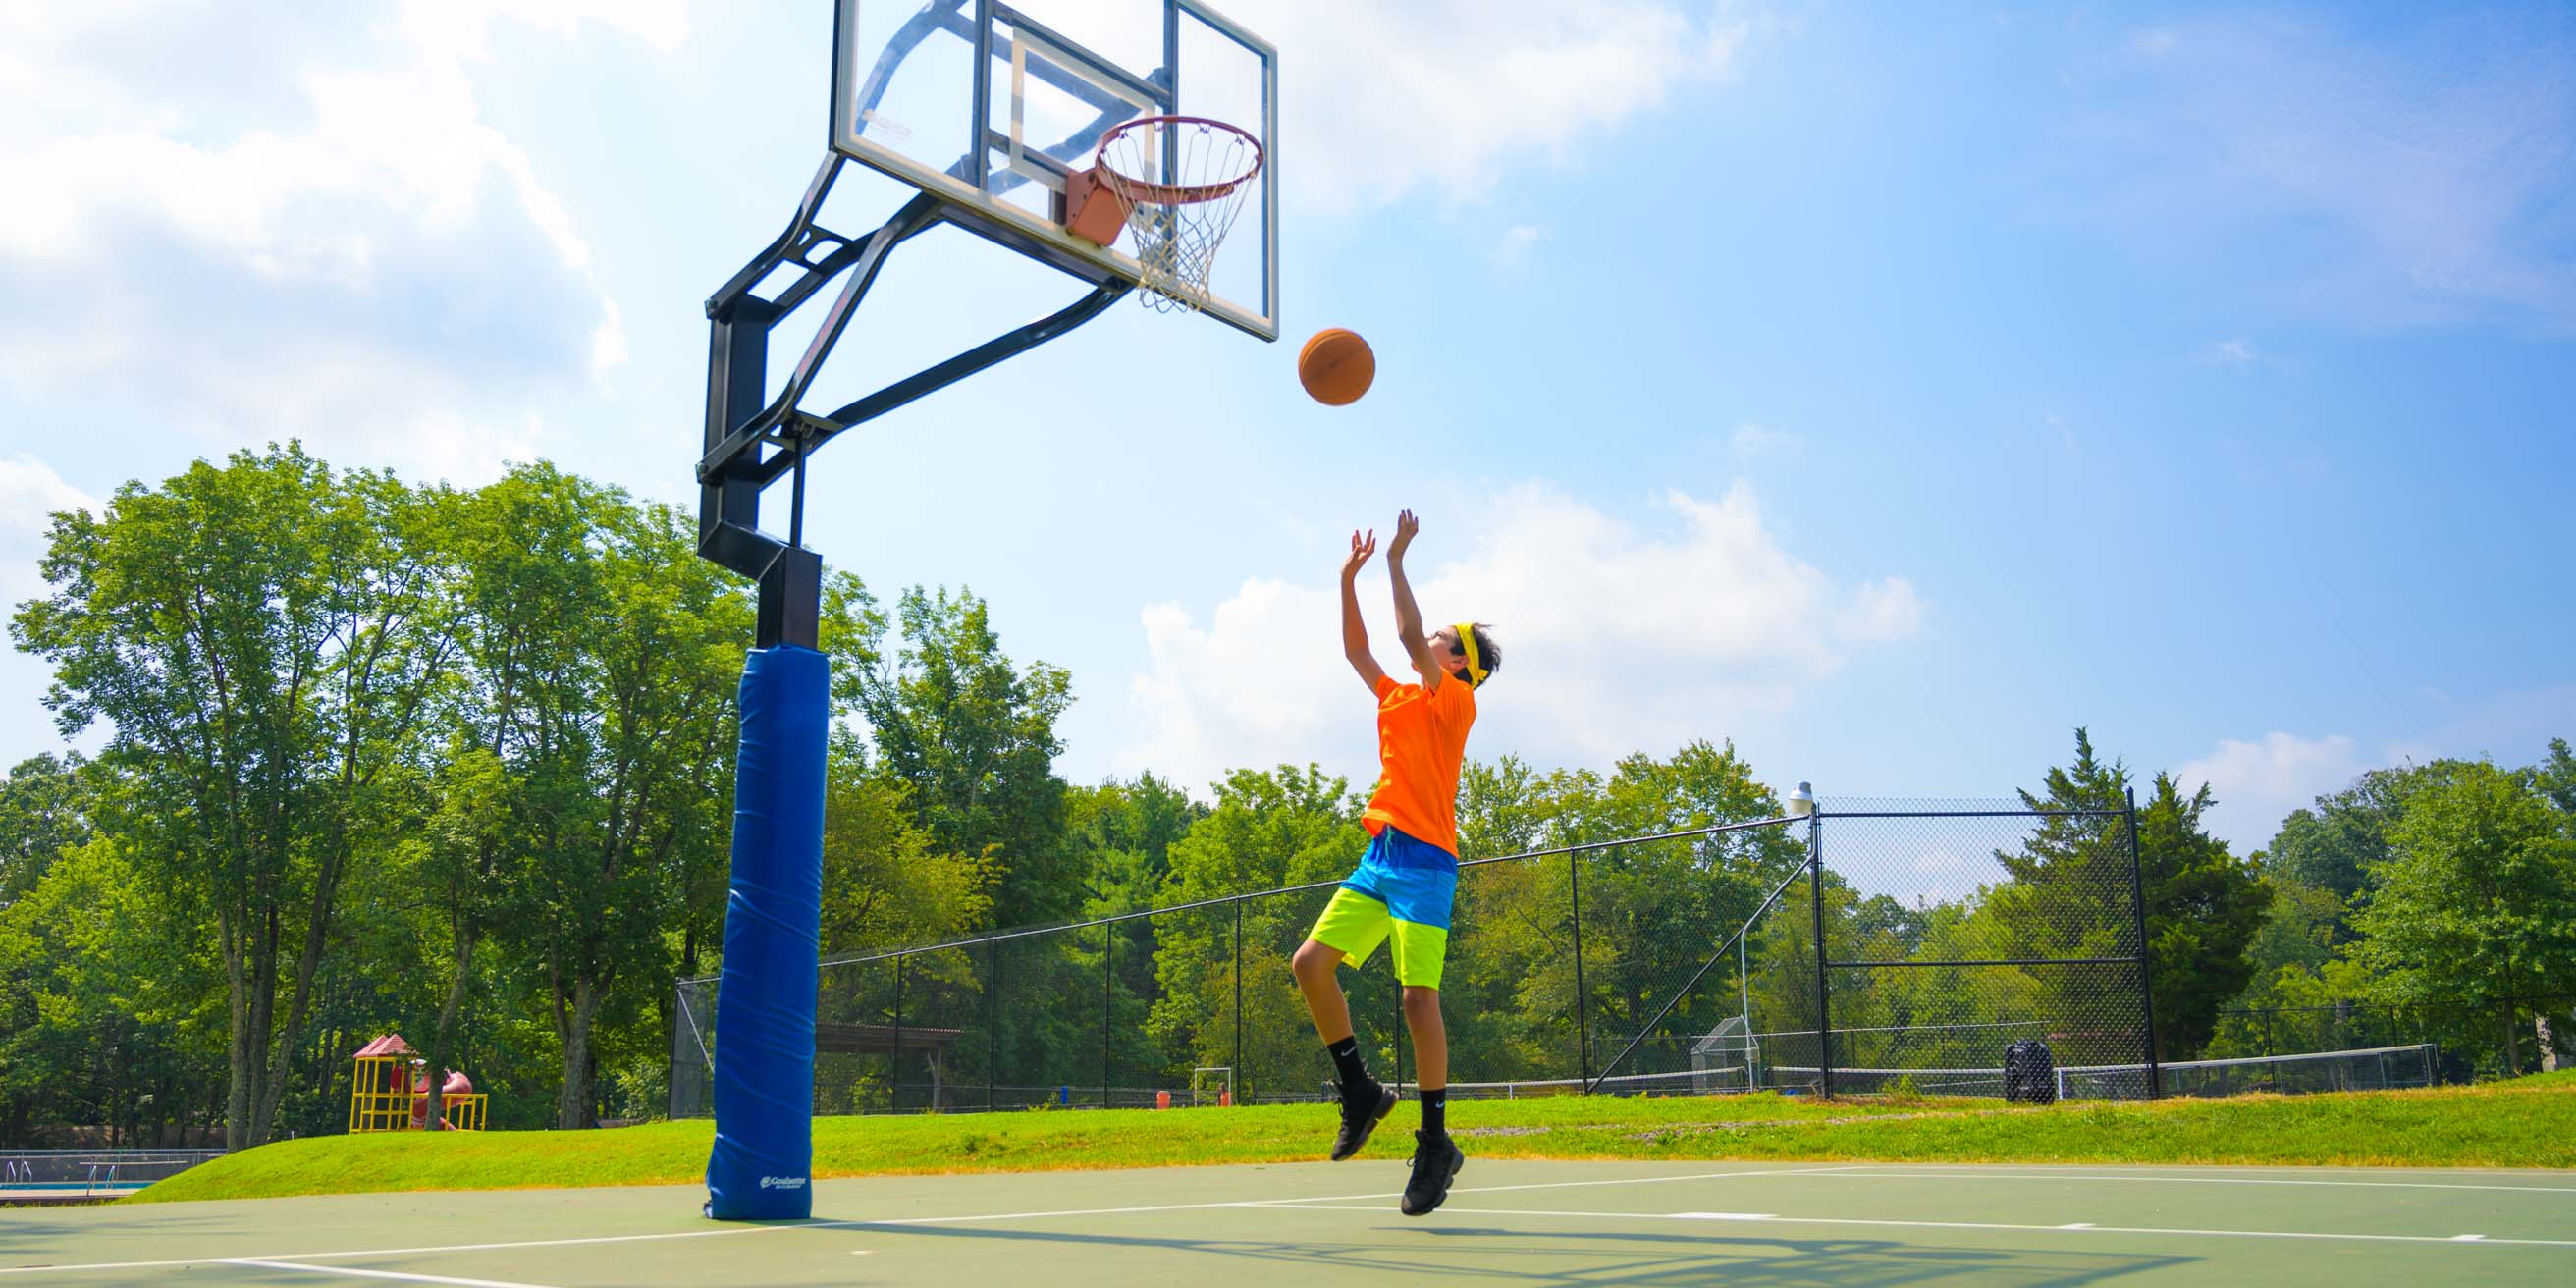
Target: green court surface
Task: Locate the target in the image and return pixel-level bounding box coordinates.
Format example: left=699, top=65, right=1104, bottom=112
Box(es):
left=4, top=1158, right=2571, bottom=1285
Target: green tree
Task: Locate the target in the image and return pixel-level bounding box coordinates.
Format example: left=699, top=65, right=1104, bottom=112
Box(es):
left=1148, top=766, right=1368, bottom=1099
left=819, top=751, right=995, bottom=956
left=2348, top=761, right=2576, bottom=1075
left=2133, top=773, right=2272, bottom=1059
left=2262, top=761, right=2471, bottom=932
left=2536, top=738, right=2576, bottom=817
left=842, top=586, right=1075, bottom=929
left=11, top=445, right=459, bottom=1148
left=0, top=753, right=91, bottom=910
left=407, top=463, right=613, bottom=1125
left=509, top=496, right=745, bottom=1128
left=1993, top=729, right=2134, bottom=966
left=1065, top=773, right=1206, bottom=896
left=0, top=834, right=224, bottom=1146
left=1997, top=733, right=2277, bottom=1061
left=1553, top=742, right=1798, bottom=1078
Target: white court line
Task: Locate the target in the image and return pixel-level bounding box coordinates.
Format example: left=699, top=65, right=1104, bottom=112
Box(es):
left=27, top=1159, right=2549, bottom=1276
left=0, top=1228, right=774, bottom=1277
left=1248, top=1204, right=2576, bottom=1251
left=0, top=1165, right=1852, bottom=1275
left=1816, top=1167, right=2576, bottom=1196
left=225, top=1261, right=562, bottom=1288
left=840, top=1166, right=1869, bottom=1228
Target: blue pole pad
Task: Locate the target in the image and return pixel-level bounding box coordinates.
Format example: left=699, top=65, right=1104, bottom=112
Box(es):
left=706, top=644, right=829, bottom=1220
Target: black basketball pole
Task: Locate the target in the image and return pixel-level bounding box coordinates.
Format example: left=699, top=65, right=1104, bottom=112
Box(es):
left=2124, top=788, right=2163, bottom=1099
left=1809, top=809, right=1832, bottom=1100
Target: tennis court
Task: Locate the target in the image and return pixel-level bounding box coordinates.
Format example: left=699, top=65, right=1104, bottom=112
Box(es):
left=5, top=1157, right=2570, bottom=1285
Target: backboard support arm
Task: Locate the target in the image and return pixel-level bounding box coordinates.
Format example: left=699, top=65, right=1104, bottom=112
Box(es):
left=698, top=152, right=1127, bottom=649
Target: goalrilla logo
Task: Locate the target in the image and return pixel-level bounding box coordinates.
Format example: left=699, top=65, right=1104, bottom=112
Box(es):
left=758, top=1176, right=807, bottom=1191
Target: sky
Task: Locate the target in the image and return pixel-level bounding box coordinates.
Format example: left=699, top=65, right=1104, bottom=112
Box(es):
left=2, top=1, right=2571, bottom=855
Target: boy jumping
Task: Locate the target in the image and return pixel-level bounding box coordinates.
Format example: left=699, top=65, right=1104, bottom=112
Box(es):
left=1290, top=509, right=1499, bottom=1217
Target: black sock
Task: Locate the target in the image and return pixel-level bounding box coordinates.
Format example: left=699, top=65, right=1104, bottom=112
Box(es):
left=1326, top=1036, right=1372, bottom=1096
left=1420, top=1087, right=1447, bottom=1136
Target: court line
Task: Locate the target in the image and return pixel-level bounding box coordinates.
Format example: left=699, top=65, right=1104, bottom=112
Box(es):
left=1249, top=1203, right=2576, bottom=1250
left=825, top=1166, right=1856, bottom=1228
left=44, top=1160, right=2549, bottom=1274
left=224, top=1261, right=562, bottom=1288
left=852, top=1165, right=1870, bottom=1226
left=1808, top=1167, right=2576, bottom=1196
left=0, top=1165, right=1854, bottom=1274
left=0, top=1228, right=775, bottom=1277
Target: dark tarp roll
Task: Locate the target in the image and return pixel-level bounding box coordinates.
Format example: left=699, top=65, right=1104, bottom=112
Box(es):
left=705, top=644, right=829, bottom=1220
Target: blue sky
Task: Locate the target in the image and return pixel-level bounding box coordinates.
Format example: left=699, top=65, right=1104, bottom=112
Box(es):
left=2, top=1, right=2570, bottom=853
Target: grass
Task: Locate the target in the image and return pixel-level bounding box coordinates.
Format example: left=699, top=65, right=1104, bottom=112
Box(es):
left=134, top=1069, right=2576, bottom=1204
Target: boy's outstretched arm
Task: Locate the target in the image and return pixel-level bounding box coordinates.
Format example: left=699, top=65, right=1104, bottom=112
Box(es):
left=1386, top=509, right=1444, bottom=693
left=1341, top=528, right=1389, bottom=695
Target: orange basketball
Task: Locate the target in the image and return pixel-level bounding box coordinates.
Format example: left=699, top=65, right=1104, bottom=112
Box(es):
left=1298, top=328, right=1375, bottom=406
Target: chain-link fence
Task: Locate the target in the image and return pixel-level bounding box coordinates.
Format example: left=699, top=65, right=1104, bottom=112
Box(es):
left=2206, top=993, right=2576, bottom=1082
left=0, top=1149, right=225, bottom=1200
left=671, top=798, right=2162, bottom=1116
left=1582, top=799, right=2156, bottom=1099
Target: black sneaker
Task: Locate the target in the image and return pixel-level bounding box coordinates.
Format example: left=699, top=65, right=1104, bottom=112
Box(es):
left=1329, top=1080, right=1397, bottom=1161
left=1399, top=1130, right=1465, bottom=1216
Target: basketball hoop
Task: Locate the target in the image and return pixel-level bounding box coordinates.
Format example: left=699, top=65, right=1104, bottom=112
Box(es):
left=1074, top=116, right=1263, bottom=314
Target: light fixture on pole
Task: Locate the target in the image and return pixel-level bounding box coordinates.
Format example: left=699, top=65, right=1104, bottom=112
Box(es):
left=1787, top=782, right=1815, bottom=818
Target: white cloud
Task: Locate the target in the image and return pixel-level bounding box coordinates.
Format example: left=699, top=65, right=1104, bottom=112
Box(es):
left=0, top=1, right=666, bottom=484
left=1494, top=223, right=1553, bottom=267
left=1729, top=422, right=1800, bottom=456
left=1840, top=577, right=1923, bottom=641
left=1906, top=848, right=1980, bottom=906
left=1112, top=481, right=1922, bottom=793
left=2385, top=685, right=2576, bottom=772
left=590, top=299, right=631, bottom=378
left=2205, top=338, right=2259, bottom=365
left=0, top=456, right=99, bottom=602
left=2174, top=731, right=2365, bottom=854
left=2058, top=15, right=2576, bottom=331
left=1214, top=1, right=1762, bottom=210
left=2046, top=413, right=2077, bottom=456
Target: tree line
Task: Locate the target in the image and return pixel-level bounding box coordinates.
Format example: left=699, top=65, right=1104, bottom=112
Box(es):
left=3, top=447, right=2570, bottom=1146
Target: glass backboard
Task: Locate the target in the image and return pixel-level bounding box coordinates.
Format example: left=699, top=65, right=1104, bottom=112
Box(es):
left=831, top=0, right=1278, bottom=341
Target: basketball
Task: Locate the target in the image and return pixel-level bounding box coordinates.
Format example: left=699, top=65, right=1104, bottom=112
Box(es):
left=1298, top=328, right=1375, bottom=406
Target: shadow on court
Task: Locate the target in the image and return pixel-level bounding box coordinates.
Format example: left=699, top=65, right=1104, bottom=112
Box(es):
left=833, top=1216, right=2194, bottom=1285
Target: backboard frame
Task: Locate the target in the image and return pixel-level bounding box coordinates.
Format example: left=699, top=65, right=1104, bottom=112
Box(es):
left=829, top=0, right=1279, bottom=340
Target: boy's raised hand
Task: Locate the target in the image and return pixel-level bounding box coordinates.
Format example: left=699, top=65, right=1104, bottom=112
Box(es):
left=1341, top=528, right=1377, bottom=580
left=1390, top=509, right=1421, bottom=559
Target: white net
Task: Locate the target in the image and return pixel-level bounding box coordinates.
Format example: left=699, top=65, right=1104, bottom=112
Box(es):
left=1096, top=118, right=1261, bottom=314
left=1761, top=1044, right=2441, bottom=1101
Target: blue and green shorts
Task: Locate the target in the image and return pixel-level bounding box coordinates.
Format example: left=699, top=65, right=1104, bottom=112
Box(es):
left=1308, top=825, right=1459, bottom=989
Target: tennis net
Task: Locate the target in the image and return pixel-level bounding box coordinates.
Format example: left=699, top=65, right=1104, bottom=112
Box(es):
left=1759, top=1043, right=2440, bottom=1100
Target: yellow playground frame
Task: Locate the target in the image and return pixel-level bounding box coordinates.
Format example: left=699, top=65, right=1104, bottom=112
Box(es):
left=349, top=1036, right=489, bottom=1133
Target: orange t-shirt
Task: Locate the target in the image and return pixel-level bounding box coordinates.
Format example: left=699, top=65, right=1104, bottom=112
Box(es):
left=1362, top=673, right=1477, bottom=856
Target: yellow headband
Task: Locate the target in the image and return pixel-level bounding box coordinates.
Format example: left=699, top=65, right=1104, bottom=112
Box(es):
left=1452, top=622, right=1488, bottom=689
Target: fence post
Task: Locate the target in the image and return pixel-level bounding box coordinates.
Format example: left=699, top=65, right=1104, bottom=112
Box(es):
left=2501, top=999, right=2520, bottom=1077
left=1101, top=927, right=1114, bottom=1109
left=2123, top=789, right=2163, bottom=1099
left=1807, top=810, right=1831, bottom=1100
left=1570, top=849, right=1591, bottom=1089
left=1393, top=959, right=1407, bottom=1092
left=987, top=939, right=999, bottom=1111
left=891, top=954, right=905, bottom=1112
left=1233, top=899, right=1244, bottom=1103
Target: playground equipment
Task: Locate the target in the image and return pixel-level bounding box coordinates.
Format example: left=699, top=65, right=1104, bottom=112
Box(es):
left=349, top=1035, right=489, bottom=1133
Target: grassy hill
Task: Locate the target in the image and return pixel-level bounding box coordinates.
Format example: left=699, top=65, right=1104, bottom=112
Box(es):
left=136, top=1069, right=2576, bottom=1204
